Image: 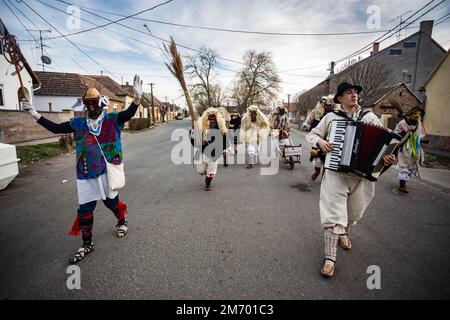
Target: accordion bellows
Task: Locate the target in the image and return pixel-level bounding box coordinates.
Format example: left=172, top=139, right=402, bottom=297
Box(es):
left=325, top=120, right=401, bottom=181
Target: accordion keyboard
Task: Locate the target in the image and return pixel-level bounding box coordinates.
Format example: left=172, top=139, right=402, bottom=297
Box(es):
left=325, top=120, right=348, bottom=170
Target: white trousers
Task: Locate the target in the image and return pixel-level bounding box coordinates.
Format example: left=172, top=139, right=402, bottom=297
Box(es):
left=196, top=154, right=219, bottom=177
left=320, top=170, right=375, bottom=228
left=247, top=143, right=259, bottom=165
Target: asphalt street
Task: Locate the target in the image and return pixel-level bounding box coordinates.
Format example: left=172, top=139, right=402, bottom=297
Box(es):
left=1, top=119, right=449, bottom=299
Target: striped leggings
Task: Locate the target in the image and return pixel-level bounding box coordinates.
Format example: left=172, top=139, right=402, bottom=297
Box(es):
left=77, top=196, right=121, bottom=242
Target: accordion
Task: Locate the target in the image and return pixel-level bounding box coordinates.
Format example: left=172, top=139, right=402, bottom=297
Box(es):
left=324, top=119, right=401, bottom=181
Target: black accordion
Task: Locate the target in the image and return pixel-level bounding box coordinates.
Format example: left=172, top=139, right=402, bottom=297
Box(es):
left=324, top=119, right=401, bottom=181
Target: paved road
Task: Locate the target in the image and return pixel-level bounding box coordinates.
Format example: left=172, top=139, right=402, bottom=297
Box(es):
left=1, top=119, right=449, bottom=299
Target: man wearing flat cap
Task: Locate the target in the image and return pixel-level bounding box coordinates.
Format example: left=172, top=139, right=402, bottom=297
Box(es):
left=306, top=82, right=396, bottom=278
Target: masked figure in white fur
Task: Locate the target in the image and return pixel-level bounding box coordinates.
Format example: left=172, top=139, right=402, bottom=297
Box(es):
left=190, top=108, right=228, bottom=191
left=239, top=105, right=271, bottom=169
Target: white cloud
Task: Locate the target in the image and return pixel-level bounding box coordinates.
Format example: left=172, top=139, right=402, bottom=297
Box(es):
left=1, top=0, right=448, bottom=109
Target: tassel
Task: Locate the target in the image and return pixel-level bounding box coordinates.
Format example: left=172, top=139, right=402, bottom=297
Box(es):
left=68, top=215, right=80, bottom=236
left=118, top=201, right=128, bottom=221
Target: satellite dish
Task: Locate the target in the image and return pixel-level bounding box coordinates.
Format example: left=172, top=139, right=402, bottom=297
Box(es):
left=41, top=56, right=51, bottom=65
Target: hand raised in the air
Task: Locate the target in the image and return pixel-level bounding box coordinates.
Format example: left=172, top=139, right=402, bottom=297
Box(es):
left=132, top=74, right=143, bottom=105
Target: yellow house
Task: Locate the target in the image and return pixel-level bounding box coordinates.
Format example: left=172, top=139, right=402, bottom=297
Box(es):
left=421, top=50, right=450, bottom=152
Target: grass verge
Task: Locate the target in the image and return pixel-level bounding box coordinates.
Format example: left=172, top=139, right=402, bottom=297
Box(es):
left=16, top=142, right=67, bottom=165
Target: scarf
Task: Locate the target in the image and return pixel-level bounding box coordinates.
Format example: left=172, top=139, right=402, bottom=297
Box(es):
left=86, top=111, right=106, bottom=136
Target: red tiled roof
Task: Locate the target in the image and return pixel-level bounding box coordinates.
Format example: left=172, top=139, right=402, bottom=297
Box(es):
left=35, top=71, right=121, bottom=101
left=85, top=75, right=128, bottom=96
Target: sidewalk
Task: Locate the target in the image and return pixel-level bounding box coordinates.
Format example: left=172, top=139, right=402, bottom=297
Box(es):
left=14, top=137, right=60, bottom=147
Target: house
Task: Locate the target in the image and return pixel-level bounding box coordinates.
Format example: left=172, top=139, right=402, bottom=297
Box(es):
left=34, top=71, right=123, bottom=112
left=0, top=18, right=40, bottom=110
left=420, top=50, right=450, bottom=152
left=297, top=20, right=446, bottom=121
left=121, top=82, right=149, bottom=119
left=142, top=92, right=164, bottom=123
left=366, top=21, right=446, bottom=96
left=362, top=83, right=423, bottom=129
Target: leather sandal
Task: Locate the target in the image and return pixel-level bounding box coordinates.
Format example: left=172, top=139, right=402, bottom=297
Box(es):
left=320, top=258, right=336, bottom=278
left=339, top=234, right=352, bottom=250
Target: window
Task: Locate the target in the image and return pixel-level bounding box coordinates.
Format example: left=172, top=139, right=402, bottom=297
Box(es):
left=406, top=75, right=412, bottom=83
left=0, top=85, right=4, bottom=106
left=389, top=49, right=402, bottom=55
left=403, top=42, right=416, bottom=48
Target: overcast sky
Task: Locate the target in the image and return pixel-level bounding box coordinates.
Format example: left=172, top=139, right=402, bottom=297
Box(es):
left=1, top=0, right=449, bottom=108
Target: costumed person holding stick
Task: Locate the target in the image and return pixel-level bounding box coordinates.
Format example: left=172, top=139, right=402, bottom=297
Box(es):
left=394, top=106, right=427, bottom=193
left=305, top=82, right=396, bottom=278
left=269, top=105, right=290, bottom=146
left=21, top=75, right=143, bottom=264
left=304, top=95, right=338, bottom=181
left=190, top=108, right=228, bottom=191
left=240, top=105, right=271, bottom=169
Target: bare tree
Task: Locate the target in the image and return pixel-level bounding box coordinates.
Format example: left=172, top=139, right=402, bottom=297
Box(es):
left=332, top=58, right=395, bottom=104
left=231, top=50, right=281, bottom=114
left=186, top=48, right=224, bottom=114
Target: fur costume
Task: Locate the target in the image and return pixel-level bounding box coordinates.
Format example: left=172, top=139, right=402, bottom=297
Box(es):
left=269, top=106, right=290, bottom=130
left=217, top=106, right=231, bottom=124
left=304, top=95, right=338, bottom=130
left=192, top=107, right=227, bottom=146
left=200, top=107, right=227, bottom=135
left=191, top=107, right=228, bottom=189
left=239, top=105, right=271, bottom=145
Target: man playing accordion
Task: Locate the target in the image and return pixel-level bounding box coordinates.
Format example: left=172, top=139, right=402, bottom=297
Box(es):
left=306, top=82, right=396, bottom=278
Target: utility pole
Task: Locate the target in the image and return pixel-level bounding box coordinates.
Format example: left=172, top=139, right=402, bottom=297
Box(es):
left=149, top=83, right=155, bottom=125
left=27, top=29, right=51, bottom=71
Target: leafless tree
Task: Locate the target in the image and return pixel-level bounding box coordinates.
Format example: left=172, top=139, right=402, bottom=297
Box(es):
left=332, top=58, right=395, bottom=104
left=231, top=50, right=281, bottom=114
left=186, top=48, right=224, bottom=114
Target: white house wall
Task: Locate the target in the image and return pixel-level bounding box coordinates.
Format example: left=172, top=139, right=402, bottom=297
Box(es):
left=35, top=95, right=79, bottom=112
left=0, top=55, right=35, bottom=110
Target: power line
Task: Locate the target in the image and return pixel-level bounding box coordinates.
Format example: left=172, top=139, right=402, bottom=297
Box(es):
left=34, top=0, right=162, bottom=52
left=19, top=0, right=120, bottom=81
left=336, top=0, right=446, bottom=64
left=47, top=0, right=408, bottom=37
left=7, top=0, right=90, bottom=73
left=43, top=0, right=174, bottom=40
left=3, top=0, right=54, bottom=71
left=37, top=0, right=246, bottom=67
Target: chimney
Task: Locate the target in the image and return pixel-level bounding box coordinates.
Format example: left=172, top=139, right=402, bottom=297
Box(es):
left=420, top=20, right=433, bottom=37
left=329, top=61, right=335, bottom=75
left=371, top=42, right=379, bottom=56
left=125, top=82, right=129, bottom=86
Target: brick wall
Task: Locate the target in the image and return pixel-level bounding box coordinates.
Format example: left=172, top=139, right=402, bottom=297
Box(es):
left=0, top=109, right=74, bottom=144
left=373, top=86, right=421, bottom=117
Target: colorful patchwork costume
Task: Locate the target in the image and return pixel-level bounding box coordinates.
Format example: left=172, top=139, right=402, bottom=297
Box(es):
left=21, top=75, right=143, bottom=264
